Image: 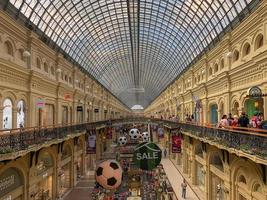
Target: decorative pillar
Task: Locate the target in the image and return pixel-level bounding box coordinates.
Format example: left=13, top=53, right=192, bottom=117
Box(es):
left=12, top=108, right=17, bottom=129
left=0, top=108, right=3, bottom=129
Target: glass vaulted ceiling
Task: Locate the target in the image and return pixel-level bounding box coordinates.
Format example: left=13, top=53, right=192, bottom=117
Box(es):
left=5, top=0, right=258, bottom=108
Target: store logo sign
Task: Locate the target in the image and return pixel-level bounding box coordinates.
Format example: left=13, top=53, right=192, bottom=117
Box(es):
left=36, top=98, right=45, bottom=109
left=133, top=142, right=162, bottom=170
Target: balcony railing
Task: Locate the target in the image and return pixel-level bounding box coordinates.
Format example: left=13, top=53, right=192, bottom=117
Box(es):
left=0, top=118, right=267, bottom=161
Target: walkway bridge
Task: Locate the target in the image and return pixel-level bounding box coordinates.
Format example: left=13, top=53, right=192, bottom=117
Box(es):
left=0, top=118, right=267, bottom=164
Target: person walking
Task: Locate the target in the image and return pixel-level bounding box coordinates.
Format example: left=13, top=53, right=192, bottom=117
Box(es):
left=181, top=178, right=187, bottom=199
left=164, top=148, right=167, bottom=158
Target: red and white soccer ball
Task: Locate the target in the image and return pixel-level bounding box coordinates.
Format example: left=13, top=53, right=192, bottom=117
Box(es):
left=95, top=160, right=122, bottom=190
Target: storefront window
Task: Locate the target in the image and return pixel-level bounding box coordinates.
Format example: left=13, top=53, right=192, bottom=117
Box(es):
left=59, top=145, right=72, bottom=197
left=43, top=104, right=54, bottom=126
left=17, top=100, right=25, bottom=128
left=196, top=163, right=205, bottom=191
left=77, top=106, right=83, bottom=123
left=62, top=106, right=68, bottom=124
left=0, top=168, right=24, bottom=199
left=210, top=104, right=218, bottom=125
left=35, top=152, right=54, bottom=200
left=3, top=98, right=12, bottom=129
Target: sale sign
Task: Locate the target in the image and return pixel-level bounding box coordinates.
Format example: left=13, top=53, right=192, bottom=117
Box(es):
left=172, top=135, right=182, bottom=153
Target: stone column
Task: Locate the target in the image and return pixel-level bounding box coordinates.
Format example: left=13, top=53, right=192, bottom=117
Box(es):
left=12, top=108, right=17, bottom=129
left=0, top=108, right=3, bottom=129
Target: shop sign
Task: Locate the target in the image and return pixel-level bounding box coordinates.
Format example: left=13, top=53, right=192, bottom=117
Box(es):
left=0, top=169, right=23, bottom=197
left=104, top=110, right=108, bottom=113
left=172, top=135, right=182, bottom=153
left=106, top=127, right=113, bottom=139
left=157, top=127, right=164, bottom=138
left=133, top=142, right=162, bottom=170
left=77, top=106, right=83, bottom=111
left=94, top=108, right=99, bottom=113
left=246, top=86, right=266, bottom=98
left=36, top=98, right=45, bottom=109
left=64, top=94, right=72, bottom=101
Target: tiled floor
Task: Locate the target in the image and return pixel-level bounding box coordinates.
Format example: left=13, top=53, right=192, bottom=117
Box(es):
left=161, top=158, right=200, bottom=200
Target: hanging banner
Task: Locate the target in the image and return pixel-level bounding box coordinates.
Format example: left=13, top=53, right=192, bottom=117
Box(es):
left=157, top=127, right=164, bottom=138
left=172, top=135, right=182, bottom=153
left=36, top=98, right=45, bottom=109
left=86, top=130, right=96, bottom=154
left=133, top=142, right=162, bottom=170
left=106, top=127, right=113, bottom=139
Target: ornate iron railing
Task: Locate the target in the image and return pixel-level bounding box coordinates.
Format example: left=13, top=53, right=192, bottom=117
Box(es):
left=0, top=118, right=267, bottom=160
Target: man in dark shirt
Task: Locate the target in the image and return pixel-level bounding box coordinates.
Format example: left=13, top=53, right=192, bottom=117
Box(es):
left=238, top=112, right=249, bottom=128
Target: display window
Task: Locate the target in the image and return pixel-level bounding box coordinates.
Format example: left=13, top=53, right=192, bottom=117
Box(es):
left=17, top=100, right=25, bottom=128
left=0, top=168, right=24, bottom=200
left=62, top=106, right=68, bottom=124
left=34, top=152, right=54, bottom=200
left=43, top=104, right=54, bottom=126
left=245, top=98, right=264, bottom=118
left=196, top=163, right=205, bottom=191
left=2, top=98, right=13, bottom=129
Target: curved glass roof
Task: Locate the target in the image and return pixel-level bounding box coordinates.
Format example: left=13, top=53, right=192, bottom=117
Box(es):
left=5, top=0, right=258, bottom=108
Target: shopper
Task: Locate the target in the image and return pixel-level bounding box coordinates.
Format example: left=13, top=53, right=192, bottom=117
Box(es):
left=181, top=178, right=187, bottom=199
left=217, top=115, right=229, bottom=128
left=227, top=113, right=234, bottom=126
left=232, top=115, right=239, bottom=127
left=238, top=112, right=250, bottom=128
left=164, top=148, right=167, bottom=158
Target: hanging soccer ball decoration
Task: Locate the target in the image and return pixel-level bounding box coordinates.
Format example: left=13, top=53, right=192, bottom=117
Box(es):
left=95, top=160, right=122, bottom=190
left=142, top=132, right=150, bottom=142
left=118, top=136, right=127, bottom=146
left=129, top=128, right=140, bottom=140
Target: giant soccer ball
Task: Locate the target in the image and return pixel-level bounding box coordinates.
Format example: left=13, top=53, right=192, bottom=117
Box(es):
left=118, top=136, right=127, bottom=146
left=142, top=132, right=150, bottom=142
left=129, top=128, right=140, bottom=140
left=95, top=160, right=122, bottom=190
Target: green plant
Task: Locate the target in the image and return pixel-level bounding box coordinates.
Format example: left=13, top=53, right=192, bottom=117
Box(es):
left=0, top=147, right=14, bottom=154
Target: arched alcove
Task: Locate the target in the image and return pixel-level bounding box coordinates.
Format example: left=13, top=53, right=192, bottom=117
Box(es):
left=254, top=33, right=263, bottom=50
left=4, top=41, right=14, bottom=56
left=3, top=98, right=13, bottom=129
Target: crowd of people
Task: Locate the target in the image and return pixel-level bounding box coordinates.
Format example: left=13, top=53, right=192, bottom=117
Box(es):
left=217, top=111, right=265, bottom=130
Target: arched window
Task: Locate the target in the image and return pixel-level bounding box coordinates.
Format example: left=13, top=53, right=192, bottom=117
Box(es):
left=214, top=63, right=219, bottom=73
left=253, top=183, right=262, bottom=193
left=3, top=98, right=13, bottom=129
left=220, top=59, right=224, bottom=69
left=4, top=41, right=13, bottom=56
left=17, top=100, right=25, bottom=128
left=233, top=50, right=239, bottom=62
left=209, top=67, right=213, bottom=76
left=238, top=175, right=247, bottom=184
left=36, top=58, right=41, bottom=69
left=44, top=62, right=48, bottom=73
left=210, top=152, right=223, bottom=171
left=242, top=43, right=251, bottom=57
left=255, top=34, right=263, bottom=50
left=51, top=67, right=55, bottom=75
left=17, top=49, right=24, bottom=61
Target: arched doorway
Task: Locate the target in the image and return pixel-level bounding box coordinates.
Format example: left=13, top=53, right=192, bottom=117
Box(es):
left=244, top=98, right=263, bottom=118
left=209, top=152, right=224, bottom=200
left=210, top=104, right=218, bottom=125
left=3, top=98, right=13, bottom=129
left=17, top=100, right=25, bottom=128
left=35, top=151, right=54, bottom=200
left=0, top=168, right=24, bottom=200
left=59, top=144, right=72, bottom=197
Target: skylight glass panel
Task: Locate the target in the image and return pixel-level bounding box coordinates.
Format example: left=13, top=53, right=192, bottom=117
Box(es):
left=6, top=0, right=259, bottom=108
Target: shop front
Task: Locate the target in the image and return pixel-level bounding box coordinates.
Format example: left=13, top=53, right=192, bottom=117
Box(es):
left=76, top=106, right=83, bottom=123
left=62, top=106, right=68, bottom=124
left=31, top=151, right=54, bottom=200
left=196, top=162, right=205, bottom=191
left=210, top=104, right=218, bottom=125
left=0, top=168, right=24, bottom=200
left=194, top=100, right=202, bottom=124
left=245, top=86, right=265, bottom=118
left=59, top=145, right=72, bottom=197
left=74, top=138, right=84, bottom=182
